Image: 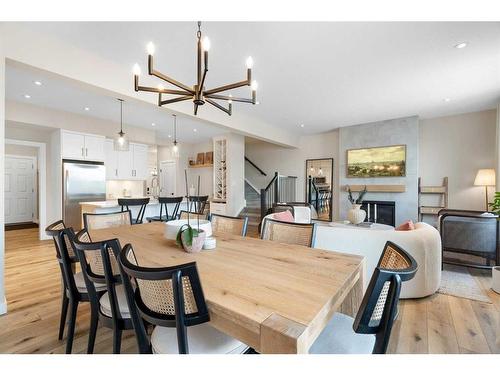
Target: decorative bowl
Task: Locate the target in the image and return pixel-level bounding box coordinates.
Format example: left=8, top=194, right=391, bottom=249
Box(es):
left=164, top=219, right=212, bottom=240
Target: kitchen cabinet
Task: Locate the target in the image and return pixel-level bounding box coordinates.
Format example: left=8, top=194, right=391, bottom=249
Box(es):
left=61, top=130, right=105, bottom=161
left=104, top=140, right=149, bottom=181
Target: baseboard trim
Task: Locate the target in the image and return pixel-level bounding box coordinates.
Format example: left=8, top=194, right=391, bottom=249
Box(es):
left=0, top=296, right=7, bottom=315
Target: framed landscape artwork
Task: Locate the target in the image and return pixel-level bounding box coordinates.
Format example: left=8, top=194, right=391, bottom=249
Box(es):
left=346, top=145, right=406, bottom=177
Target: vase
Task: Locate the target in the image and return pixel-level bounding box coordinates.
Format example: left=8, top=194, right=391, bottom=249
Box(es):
left=181, top=229, right=206, bottom=253
left=347, top=204, right=366, bottom=225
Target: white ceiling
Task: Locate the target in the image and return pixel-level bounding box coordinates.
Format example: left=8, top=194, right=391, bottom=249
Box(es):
left=8, top=22, right=500, bottom=136
left=5, top=63, right=228, bottom=144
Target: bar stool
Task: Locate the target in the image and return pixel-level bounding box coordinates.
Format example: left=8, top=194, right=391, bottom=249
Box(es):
left=146, top=196, right=183, bottom=223
left=118, top=198, right=150, bottom=224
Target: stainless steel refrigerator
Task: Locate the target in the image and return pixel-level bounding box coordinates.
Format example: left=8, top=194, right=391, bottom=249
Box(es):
left=63, top=160, right=106, bottom=230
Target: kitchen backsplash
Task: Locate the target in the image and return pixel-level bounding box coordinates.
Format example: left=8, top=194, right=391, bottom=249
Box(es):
left=106, top=180, right=146, bottom=199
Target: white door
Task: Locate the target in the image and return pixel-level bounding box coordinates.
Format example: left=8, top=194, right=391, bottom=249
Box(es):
left=132, top=143, right=149, bottom=180
left=61, top=131, right=85, bottom=160
left=160, top=160, right=177, bottom=197
left=104, top=139, right=119, bottom=180
left=84, top=135, right=105, bottom=161
left=5, top=156, right=35, bottom=224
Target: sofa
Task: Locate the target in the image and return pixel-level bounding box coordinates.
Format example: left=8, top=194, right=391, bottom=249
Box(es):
left=314, top=222, right=441, bottom=298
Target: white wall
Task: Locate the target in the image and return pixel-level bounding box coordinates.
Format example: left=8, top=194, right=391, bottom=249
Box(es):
left=1, top=50, right=6, bottom=315
left=419, top=109, right=497, bottom=216
left=245, top=131, right=340, bottom=219
left=6, top=101, right=157, bottom=145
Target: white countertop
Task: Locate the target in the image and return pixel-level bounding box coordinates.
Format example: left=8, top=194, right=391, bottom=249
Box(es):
left=80, top=198, right=161, bottom=208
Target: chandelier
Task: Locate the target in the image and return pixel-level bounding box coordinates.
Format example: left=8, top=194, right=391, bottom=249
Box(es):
left=132, top=22, right=258, bottom=116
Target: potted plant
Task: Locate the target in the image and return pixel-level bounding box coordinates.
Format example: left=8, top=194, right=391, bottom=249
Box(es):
left=176, top=171, right=206, bottom=253
left=346, top=185, right=368, bottom=224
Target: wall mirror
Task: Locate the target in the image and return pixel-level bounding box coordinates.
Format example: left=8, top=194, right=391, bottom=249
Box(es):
left=306, top=158, right=333, bottom=221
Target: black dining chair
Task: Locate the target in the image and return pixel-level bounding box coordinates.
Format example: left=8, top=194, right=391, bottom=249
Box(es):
left=117, top=244, right=248, bottom=354
left=45, top=221, right=106, bottom=354
left=309, top=241, right=418, bottom=354
left=71, top=228, right=136, bottom=354
left=118, top=198, right=150, bottom=224
left=187, top=195, right=208, bottom=214
left=146, top=196, right=183, bottom=223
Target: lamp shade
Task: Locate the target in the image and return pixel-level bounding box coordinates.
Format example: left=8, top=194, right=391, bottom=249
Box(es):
left=474, top=169, right=496, bottom=186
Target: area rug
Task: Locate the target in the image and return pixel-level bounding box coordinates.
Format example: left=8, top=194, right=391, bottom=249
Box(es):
left=438, top=264, right=492, bottom=303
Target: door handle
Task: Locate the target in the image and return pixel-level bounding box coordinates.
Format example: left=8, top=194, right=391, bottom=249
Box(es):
left=64, top=170, right=69, bottom=206
left=81, top=147, right=84, bottom=156
left=85, top=148, right=88, bottom=157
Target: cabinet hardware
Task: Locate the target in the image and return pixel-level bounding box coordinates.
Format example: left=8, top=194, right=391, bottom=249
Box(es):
left=81, top=147, right=84, bottom=156
left=85, top=148, right=88, bottom=156
left=115, top=169, right=118, bottom=176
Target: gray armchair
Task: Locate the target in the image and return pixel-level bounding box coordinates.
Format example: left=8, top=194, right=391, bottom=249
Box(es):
left=438, top=209, right=499, bottom=268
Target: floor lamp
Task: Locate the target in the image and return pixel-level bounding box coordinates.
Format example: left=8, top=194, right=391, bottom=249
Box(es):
left=474, top=169, right=496, bottom=211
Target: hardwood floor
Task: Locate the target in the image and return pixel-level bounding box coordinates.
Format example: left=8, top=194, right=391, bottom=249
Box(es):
left=1, top=227, right=499, bottom=354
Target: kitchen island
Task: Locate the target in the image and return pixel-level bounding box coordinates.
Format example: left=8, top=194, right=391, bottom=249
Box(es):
left=79, top=198, right=190, bottom=227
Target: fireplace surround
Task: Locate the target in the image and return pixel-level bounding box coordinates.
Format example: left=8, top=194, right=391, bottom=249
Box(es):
left=360, top=200, right=396, bottom=227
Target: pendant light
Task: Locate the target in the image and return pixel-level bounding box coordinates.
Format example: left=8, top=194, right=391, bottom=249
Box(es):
left=114, top=98, right=130, bottom=151
left=172, top=114, right=179, bottom=157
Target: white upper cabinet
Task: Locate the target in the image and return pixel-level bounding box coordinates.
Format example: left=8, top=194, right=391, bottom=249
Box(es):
left=132, top=143, right=148, bottom=180
left=104, top=139, right=119, bottom=180
left=61, top=131, right=86, bottom=160
left=104, top=140, right=149, bottom=181
left=61, top=130, right=105, bottom=161
left=84, top=134, right=105, bottom=161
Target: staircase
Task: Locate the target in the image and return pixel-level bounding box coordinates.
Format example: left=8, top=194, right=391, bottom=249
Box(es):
left=240, top=181, right=261, bottom=236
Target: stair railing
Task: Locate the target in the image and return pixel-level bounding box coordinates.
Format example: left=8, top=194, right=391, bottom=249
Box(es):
left=260, top=172, right=297, bottom=219
left=245, top=157, right=267, bottom=176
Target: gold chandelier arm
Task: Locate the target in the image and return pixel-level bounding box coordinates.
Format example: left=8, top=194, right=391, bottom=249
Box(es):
left=203, top=79, right=250, bottom=96
left=205, top=94, right=254, bottom=104
left=159, top=95, right=193, bottom=105
left=137, top=85, right=191, bottom=96
left=206, top=98, right=232, bottom=115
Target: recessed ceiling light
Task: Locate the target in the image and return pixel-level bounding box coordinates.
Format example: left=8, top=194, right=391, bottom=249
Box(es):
left=300, top=124, right=305, bottom=128
left=167, top=134, right=172, bottom=138
left=34, top=81, right=42, bottom=86
left=193, top=128, right=197, bottom=132
left=256, top=101, right=260, bottom=105
left=151, top=123, right=156, bottom=126
left=443, top=98, right=451, bottom=102
left=454, top=42, right=468, bottom=49
left=24, top=94, right=31, bottom=99
left=84, top=107, right=90, bottom=111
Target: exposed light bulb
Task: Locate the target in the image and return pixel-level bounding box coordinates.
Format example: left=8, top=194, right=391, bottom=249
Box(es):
left=118, top=136, right=125, bottom=145
left=146, top=42, right=155, bottom=55
left=173, top=144, right=179, bottom=153
left=228, top=94, right=233, bottom=104
left=157, top=84, right=164, bottom=91
left=246, top=56, right=254, bottom=69
left=202, top=36, right=211, bottom=51
left=133, top=63, right=141, bottom=76
left=251, top=80, right=258, bottom=91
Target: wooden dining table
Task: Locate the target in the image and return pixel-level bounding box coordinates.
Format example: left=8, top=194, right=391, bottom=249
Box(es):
left=90, top=222, right=365, bottom=354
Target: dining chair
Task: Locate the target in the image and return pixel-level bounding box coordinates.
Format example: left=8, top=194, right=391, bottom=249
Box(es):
left=309, top=241, right=418, bottom=354
left=146, top=196, right=183, bottom=223
left=178, top=210, right=209, bottom=221
left=117, top=244, right=248, bottom=354
left=71, top=228, right=135, bottom=354
left=118, top=198, right=150, bottom=224
left=210, top=214, right=249, bottom=236
left=260, top=218, right=317, bottom=247
left=83, top=210, right=132, bottom=232
left=187, top=195, right=209, bottom=214
left=45, top=221, right=106, bottom=354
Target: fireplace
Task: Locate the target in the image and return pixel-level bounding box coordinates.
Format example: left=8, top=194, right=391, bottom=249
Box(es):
left=360, top=200, right=396, bottom=227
